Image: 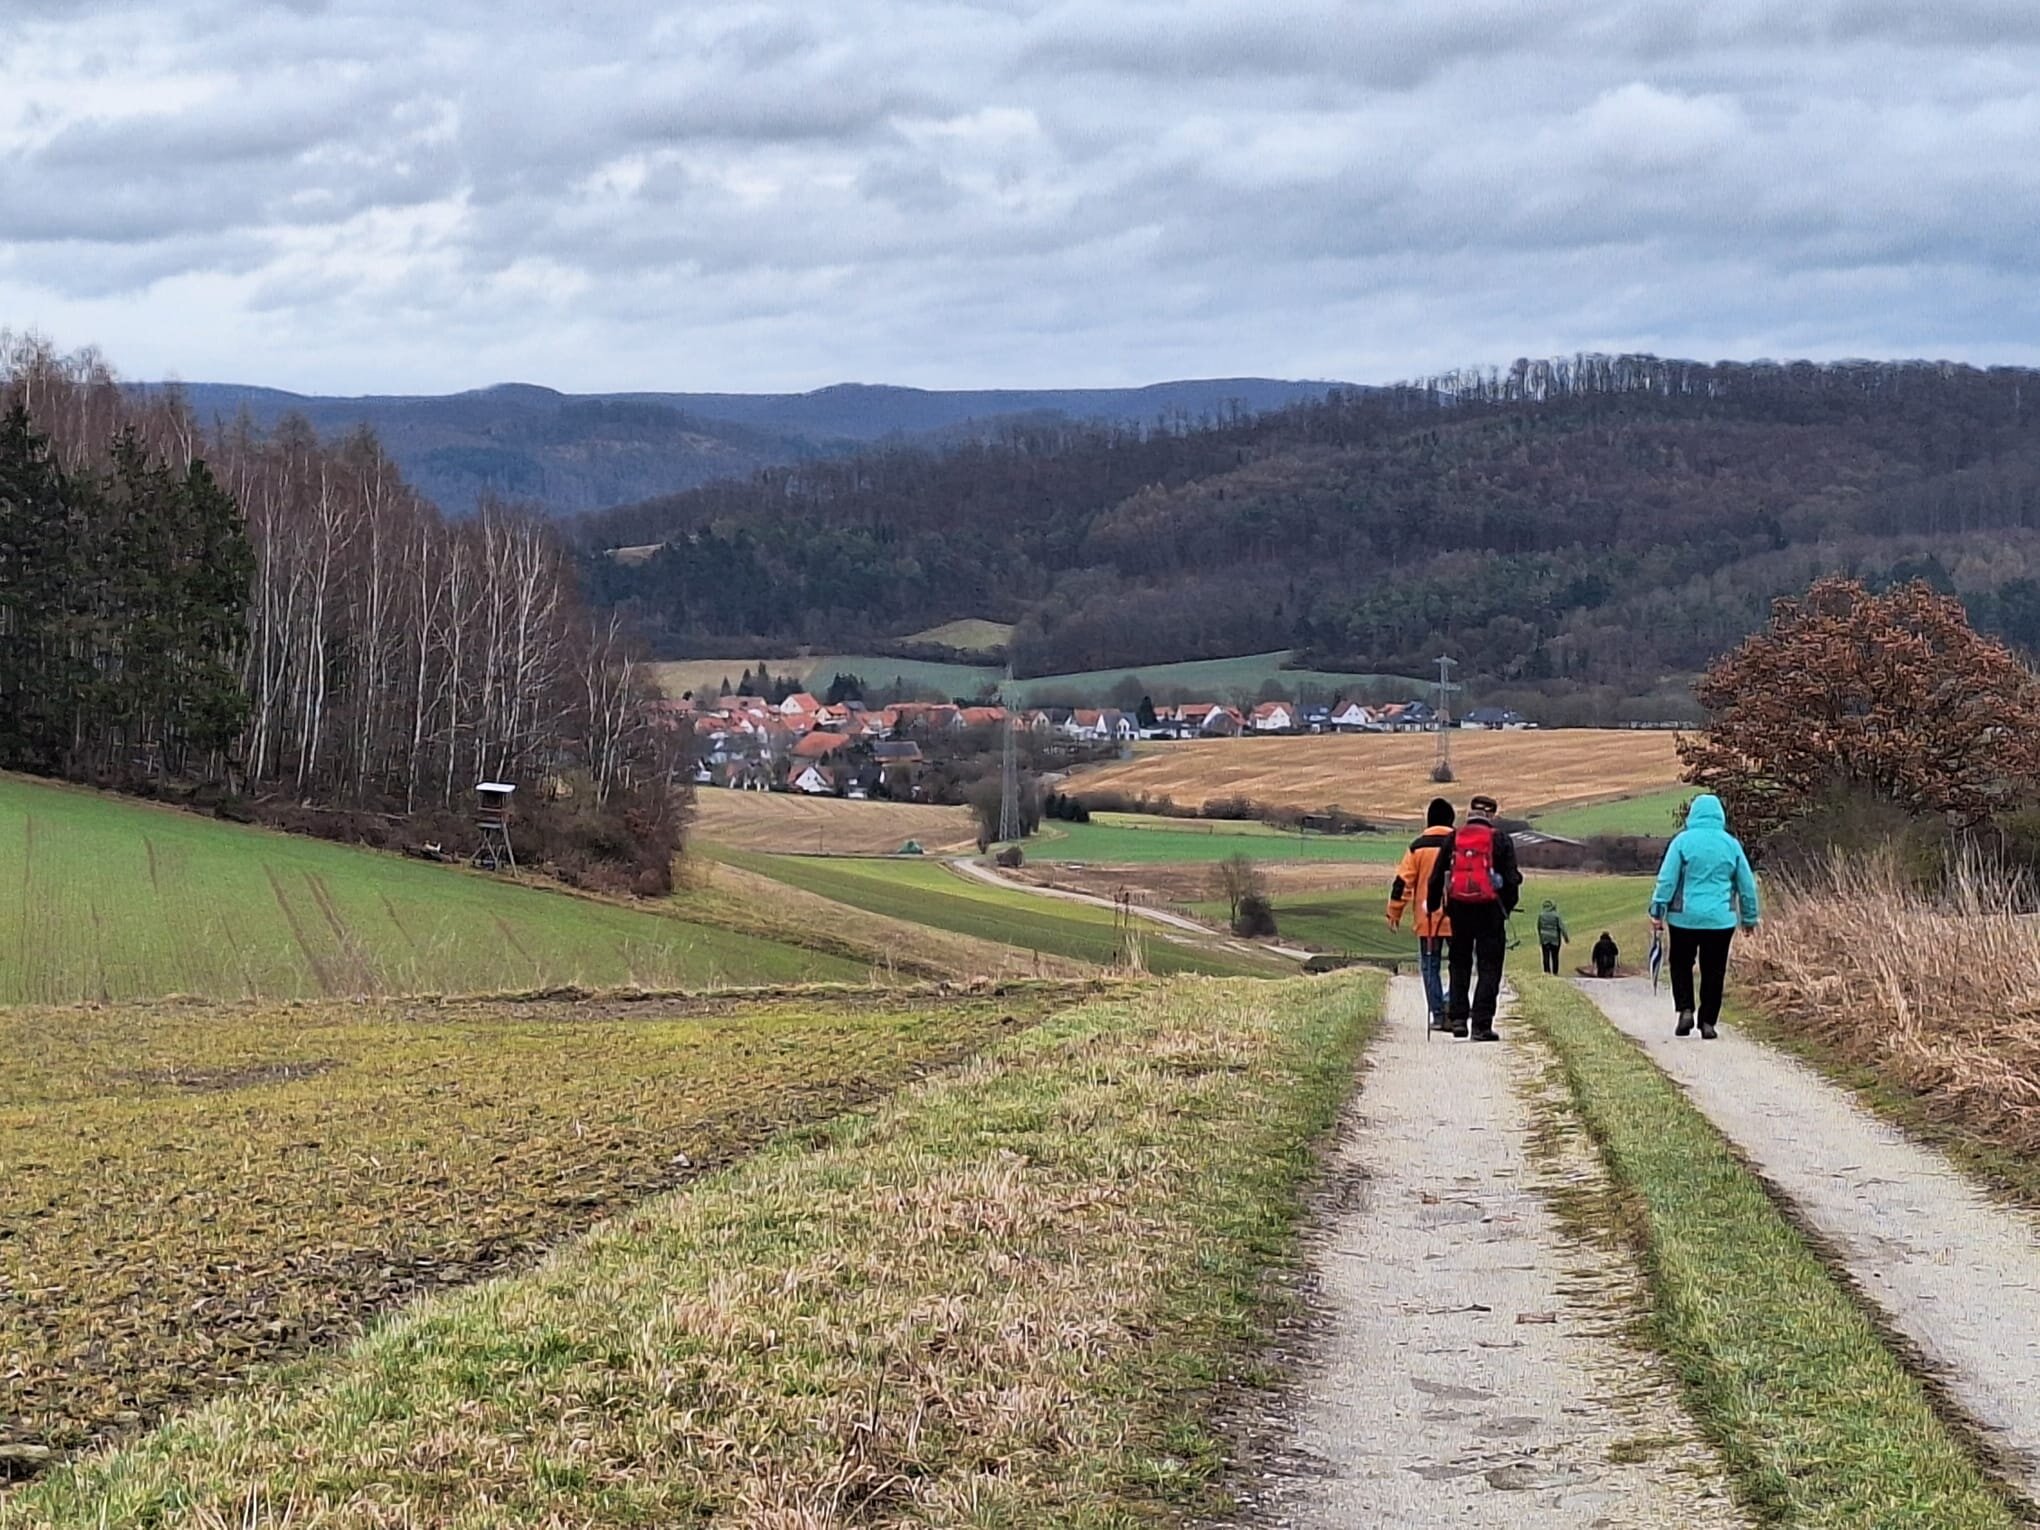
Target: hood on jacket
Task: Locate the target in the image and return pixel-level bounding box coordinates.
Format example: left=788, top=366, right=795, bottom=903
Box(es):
left=1426, top=797, right=1456, bottom=827
left=1686, top=793, right=1726, bottom=830
left=1541, top=899, right=1556, bottom=911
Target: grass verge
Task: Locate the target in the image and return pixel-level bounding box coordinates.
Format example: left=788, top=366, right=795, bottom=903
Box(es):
left=1517, top=978, right=2022, bottom=1528
left=5, top=973, right=1382, bottom=1528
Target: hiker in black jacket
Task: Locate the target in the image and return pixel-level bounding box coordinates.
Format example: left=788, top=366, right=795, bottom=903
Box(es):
left=1424, top=794, right=1522, bottom=1041
left=1592, top=931, right=1620, bottom=978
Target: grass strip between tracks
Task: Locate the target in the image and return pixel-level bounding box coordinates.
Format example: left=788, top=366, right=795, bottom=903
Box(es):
left=6, top=973, right=1382, bottom=1529
left=1518, top=979, right=2022, bottom=1529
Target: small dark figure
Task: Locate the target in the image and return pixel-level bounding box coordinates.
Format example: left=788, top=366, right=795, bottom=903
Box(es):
left=1592, top=931, right=1619, bottom=979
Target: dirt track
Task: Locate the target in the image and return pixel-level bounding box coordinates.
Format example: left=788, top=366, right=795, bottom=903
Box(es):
left=1580, top=977, right=2040, bottom=1501
left=1247, top=978, right=1742, bottom=1525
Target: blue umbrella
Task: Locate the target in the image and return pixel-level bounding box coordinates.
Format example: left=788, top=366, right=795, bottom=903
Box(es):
left=1649, top=924, right=1665, bottom=992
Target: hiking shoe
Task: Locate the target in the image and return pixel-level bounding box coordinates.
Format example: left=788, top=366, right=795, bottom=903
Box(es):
left=1699, top=1020, right=1719, bottom=1041
left=1448, top=1021, right=1470, bottom=1038
left=1428, top=1014, right=1454, bottom=1033
left=1468, top=1027, right=1500, bottom=1043
left=1675, top=1010, right=1695, bottom=1037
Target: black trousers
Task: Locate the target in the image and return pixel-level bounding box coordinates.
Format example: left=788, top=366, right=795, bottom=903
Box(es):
left=1447, top=901, right=1507, bottom=1028
left=1540, top=942, right=1561, bottom=975
left=1669, top=925, right=1735, bottom=1025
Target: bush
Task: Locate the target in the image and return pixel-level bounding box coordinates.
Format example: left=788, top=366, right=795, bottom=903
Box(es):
left=1233, top=893, right=1279, bottom=938
left=995, top=846, right=1025, bottom=869
left=1430, top=759, right=1456, bottom=784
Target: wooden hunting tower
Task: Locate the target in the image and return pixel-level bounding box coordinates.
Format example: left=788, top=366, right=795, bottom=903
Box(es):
left=473, top=781, right=516, bottom=872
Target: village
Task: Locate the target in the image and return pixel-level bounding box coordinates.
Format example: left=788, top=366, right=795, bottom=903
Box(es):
left=660, top=687, right=1532, bottom=798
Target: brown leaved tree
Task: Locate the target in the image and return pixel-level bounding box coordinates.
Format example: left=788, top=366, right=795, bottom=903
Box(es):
left=1679, top=577, right=2040, bottom=841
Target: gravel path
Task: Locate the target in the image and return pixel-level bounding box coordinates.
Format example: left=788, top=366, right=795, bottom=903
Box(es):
left=1246, top=977, right=1742, bottom=1527
left=1579, top=976, right=2040, bottom=1498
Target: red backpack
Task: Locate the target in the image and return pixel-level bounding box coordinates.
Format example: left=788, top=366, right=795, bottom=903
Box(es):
left=1448, top=821, right=1500, bottom=903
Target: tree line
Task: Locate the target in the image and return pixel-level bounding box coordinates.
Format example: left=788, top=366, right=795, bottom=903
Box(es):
left=1, top=337, right=674, bottom=854
left=581, top=356, right=2040, bottom=703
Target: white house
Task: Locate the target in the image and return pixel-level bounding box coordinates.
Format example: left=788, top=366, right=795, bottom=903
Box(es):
left=1249, top=701, right=1296, bottom=733
left=1329, top=701, right=1374, bottom=731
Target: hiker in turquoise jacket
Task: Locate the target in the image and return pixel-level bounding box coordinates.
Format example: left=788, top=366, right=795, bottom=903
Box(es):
left=1649, top=794, right=1760, bottom=1040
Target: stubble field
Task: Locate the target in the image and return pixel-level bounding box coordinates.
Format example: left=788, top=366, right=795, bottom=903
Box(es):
left=1071, top=730, right=1684, bottom=820
left=691, top=789, right=978, bottom=855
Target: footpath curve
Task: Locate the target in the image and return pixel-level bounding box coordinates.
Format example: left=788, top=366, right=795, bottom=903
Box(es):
left=946, top=857, right=1315, bottom=962
left=1578, top=976, right=2040, bottom=1500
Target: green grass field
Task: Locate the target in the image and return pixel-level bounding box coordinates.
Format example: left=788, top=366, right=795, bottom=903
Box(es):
left=1530, top=785, right=1696, bottom=838
left=904, top=618, right=1015, bottom=652
left=0, top=775, right=862, bottom=1003
left=1201, top=873, right=1657, bottom=963
left=1038, top=813, right=1406, bottom=865
left=720, top=852, right=1289, bottom=977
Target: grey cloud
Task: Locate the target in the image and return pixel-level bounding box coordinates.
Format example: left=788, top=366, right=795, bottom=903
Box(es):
left=4, top=0, right=2040, bottom=393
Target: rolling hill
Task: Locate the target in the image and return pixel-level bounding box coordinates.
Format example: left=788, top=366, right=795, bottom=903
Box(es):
left=151, top=378, right=1345, bottom=516
left=584, top=356, right=2040, bottom=717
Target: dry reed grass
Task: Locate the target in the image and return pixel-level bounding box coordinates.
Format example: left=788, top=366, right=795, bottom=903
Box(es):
left=1742, top=852, right=2040, bottom=1156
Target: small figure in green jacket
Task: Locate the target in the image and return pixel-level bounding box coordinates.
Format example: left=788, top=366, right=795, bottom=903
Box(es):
left=1536, top=898, right=1569, bottom=976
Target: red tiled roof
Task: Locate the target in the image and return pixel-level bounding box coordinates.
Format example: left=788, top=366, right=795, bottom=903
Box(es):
left=792, top=731, right=852, bottom=760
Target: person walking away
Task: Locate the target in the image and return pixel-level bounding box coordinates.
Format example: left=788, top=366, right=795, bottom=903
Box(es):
left=1536, top=898, right=1569, bottom=975
left=1424, top=794, right=1521, bottom=1040
left=1649, top=793, right=1760, bottom=1039
left=1592, top=931, right=1620, bottom=978
left=1388, top=798, right=1456, bottom=1031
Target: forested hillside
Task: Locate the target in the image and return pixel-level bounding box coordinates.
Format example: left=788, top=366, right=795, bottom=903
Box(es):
left=583, top=357, right=2040, bottom=711
left=161, top=378, right=1341, bottom=516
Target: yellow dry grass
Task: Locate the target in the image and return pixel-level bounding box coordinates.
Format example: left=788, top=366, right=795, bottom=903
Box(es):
left=1073, top=730, right=1684, bottom=821
left=693, top=790, right=978, bottom=855
left=1743, top=853, right=2040, bottom=1161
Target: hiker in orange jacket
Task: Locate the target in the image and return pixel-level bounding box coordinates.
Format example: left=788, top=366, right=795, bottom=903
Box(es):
left=1388, top=797, right=1455, bottom=1031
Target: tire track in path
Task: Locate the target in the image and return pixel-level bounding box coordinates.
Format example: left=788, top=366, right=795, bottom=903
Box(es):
left=1247, top=976, right=1743, bottom=1526
left=1579, top=976, right=2040, bottom=1501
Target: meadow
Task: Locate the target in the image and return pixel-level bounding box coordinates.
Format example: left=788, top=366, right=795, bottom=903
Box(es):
left=8, top=977, right=1380, bottom=1527
left=719, top=851, right=1291, bottom=977
left=1037, top=812, right=1405, bottom=865
left=0, top=987, right=1055, bottom=1471
left=1195, top=873, right=1657, bottom=965
left=904, top=617, right=1014, bottom=652
left=1073, top=730, right=1683, bottom=820
left=652, top=649, right=1425, bottom=706
left=0, top=775, right=861, bottom=1003
left=1529, top=784, right=1697, bottom=838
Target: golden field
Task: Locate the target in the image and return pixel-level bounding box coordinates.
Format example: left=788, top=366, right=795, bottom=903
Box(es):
left=1071, top=729, right=1684, bottom=821
left=691, top=789, right=979, bottom=855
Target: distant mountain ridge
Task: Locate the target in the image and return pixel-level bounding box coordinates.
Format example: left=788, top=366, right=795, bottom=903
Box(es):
left=146, top=377, right=1349, bottom=516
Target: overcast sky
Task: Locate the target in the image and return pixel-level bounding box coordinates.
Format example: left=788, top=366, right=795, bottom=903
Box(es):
left=4, top=0, right=2037, bottom=395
